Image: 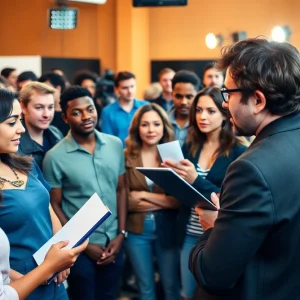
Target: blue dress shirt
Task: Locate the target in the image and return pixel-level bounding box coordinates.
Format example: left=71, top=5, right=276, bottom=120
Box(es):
left=101, top=99, right=149, bottom=147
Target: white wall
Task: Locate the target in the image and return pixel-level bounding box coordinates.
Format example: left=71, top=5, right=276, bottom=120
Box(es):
left=0, top=56, right=42, bottom=77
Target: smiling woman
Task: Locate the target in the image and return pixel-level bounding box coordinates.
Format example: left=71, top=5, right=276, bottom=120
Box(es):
left=124, top=103, right=182, bottom=300
left=0, top=88, right=87, bottom=300
left=1, top=107, right=23, bottom=148
left=0, top=90, right=31, bottom=193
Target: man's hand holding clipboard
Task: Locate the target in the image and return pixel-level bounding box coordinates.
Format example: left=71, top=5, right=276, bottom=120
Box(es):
left=195, top=192, right=220, bottom=231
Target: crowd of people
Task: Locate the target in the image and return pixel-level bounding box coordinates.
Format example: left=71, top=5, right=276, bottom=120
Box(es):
left=1, top=37, right=300, bottom=300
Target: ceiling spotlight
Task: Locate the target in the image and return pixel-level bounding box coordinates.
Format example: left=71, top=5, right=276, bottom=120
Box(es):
left=49, top=0, right=78, bottom=30
left=205, top=33, right=224, bottom=49
left=232, top=31, right=247, bottom=42
left=271, top=26, right=292, bottom=42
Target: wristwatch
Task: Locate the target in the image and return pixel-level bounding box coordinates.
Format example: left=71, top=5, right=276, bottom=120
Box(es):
left=118, top=230, right=128, bottom=238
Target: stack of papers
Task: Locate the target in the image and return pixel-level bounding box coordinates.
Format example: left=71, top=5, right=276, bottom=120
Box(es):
left=33, top=192, right=111, bottom=283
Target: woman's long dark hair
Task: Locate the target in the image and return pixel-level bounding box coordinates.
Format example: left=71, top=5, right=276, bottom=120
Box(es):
left=187, top=87, right=248, bottom=158
left=0, top=89, right=32, bottom=201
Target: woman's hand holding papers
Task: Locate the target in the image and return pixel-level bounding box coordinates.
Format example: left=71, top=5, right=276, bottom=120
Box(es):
left=195, top=192, right=220, bottom=231
left=8, top=240, right=88, bottom=299
left=43, top=239, right=88, bottom=275
left=161, top=159, right=198, bottom=184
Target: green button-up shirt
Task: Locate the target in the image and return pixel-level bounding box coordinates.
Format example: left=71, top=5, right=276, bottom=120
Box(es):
left=43, top=130, right=125, bottom=246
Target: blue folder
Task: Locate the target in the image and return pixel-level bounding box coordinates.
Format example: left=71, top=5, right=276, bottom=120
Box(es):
left=136, top=167, right=217, bottom=211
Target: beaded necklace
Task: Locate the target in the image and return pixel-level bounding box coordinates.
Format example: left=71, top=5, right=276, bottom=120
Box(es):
left=0, top=166, right=25, bottom=190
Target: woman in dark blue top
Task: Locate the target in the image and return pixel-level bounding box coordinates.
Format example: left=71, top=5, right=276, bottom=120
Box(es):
left=162, top=87, right=248, bottom=299
left=0, top=89, right=86, bottom=300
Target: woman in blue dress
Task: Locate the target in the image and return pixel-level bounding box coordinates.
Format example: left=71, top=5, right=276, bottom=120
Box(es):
left=0, top=88, right=84, bottom=300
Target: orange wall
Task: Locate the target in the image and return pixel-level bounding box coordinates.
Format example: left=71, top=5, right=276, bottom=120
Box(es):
left=97, top=0, right=116, bottom=71
left=0, top=0, right=99, bottom=58
left=131, top=7, right=150, bottom=100
left=115, top=0, right=150, bottom=98
left=149, top=0, right=297, bottom=60
left=1, top=0, right=300, bottom=95
left=1, top=0, right=300, bottom=60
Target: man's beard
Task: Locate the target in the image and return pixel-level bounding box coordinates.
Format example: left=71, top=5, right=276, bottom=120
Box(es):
left=232, top=121, right=253, bottom=137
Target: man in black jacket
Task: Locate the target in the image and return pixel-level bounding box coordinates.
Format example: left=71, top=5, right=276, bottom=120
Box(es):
left=190, top=38, right=300, bottom=300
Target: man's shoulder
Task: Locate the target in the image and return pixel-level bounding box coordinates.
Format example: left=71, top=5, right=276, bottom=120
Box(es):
left=18, top=131, right=36, bottom=154
left=167, top=106, right=176, bottom=121
left=48, top=125, right=63, bottom=138
left=228, top=139, right=275, bottom=175
left=97, top=131, right=123, bottom=148
left=44, top=138, right=68, bottom=159
left=230, top=143, right=248, bottom=158
left=102, top=101, right=119, bottom=114
left=152, top=94, right=164, bottom=103
left=135, top=99, right=149, bottom=107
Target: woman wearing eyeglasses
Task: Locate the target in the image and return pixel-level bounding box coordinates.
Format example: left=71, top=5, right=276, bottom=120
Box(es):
left=162, top=87, right=248, bottom=300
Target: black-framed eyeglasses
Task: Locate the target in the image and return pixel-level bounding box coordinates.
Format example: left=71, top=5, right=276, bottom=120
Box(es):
left=220, top=88, right=252, bottom=103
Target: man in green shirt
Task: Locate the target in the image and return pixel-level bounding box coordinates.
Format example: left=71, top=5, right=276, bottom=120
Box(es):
left=43, top=86, right=127, bottom=300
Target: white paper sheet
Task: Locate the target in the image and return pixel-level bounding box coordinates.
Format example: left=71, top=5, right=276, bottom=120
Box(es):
left=157, top=140, right=184, bottom=163
left=33, top=192, right=111, bottom=266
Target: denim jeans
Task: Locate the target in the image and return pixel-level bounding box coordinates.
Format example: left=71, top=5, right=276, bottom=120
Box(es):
left=180, top=234, right=199, bottom=298
left=125, top=212, right=181, bottom=300
left=67, top=249, right=123, bottom=300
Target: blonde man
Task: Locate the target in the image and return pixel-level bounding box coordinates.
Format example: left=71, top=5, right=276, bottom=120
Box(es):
left=18, top=82, right=63, bottom=169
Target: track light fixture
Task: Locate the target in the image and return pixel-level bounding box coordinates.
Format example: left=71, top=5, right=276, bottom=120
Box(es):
left=49, top=0, right=78, bottom=30
left=271, top=26, right=292, bottom=42
left=205, top=33, right=224, bottom=50
left=232, top=31, right=247, bottom=42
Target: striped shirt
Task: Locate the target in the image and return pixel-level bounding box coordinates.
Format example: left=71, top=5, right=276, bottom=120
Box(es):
left=186, top=164, right=210, bottom=236
left=145, top=176, right=154, bottom=192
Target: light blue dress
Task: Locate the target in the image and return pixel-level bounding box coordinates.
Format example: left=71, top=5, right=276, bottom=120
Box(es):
left=0, top=164, right=68, bottom=300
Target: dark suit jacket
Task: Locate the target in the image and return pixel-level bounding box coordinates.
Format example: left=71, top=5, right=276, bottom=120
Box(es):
left=190, top=113, right=300, bottom=300
left=125, top=153, right=178, bottom=248
left=177, top=143, right=247, bottom=245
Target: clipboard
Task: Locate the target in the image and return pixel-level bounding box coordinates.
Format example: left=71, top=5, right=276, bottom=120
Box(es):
left=136, top=167, right=217, bottom=211
left=33, top=192, right=111, bottom=284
